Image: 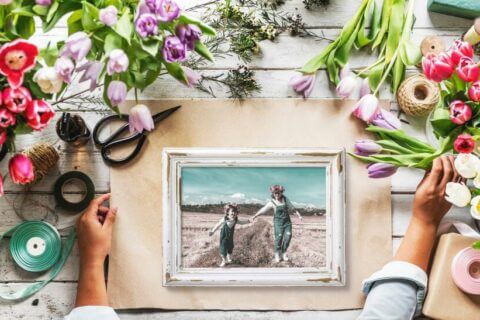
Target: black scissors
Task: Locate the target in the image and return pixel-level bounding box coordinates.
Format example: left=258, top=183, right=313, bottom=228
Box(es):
left=92, top=105, right=181, bottom=166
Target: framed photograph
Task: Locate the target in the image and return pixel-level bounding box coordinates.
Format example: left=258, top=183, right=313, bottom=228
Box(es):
left=163, top=148, right=345, bottom=287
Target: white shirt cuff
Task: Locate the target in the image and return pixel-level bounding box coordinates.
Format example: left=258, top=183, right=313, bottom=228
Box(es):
left=64, top=306, right=119, bottom=320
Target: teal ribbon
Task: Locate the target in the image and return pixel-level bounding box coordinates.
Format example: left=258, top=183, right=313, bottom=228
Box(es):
left=0, top=221, right=76, bottom=302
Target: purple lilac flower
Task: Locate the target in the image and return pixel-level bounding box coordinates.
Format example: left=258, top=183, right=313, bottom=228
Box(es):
left=78, top=61, right=103, bottom=91
left=367, top=163, right=398, bottom=179
left=135, top=13, right=158, bottom=38
left=354, top=140, right=382, bottom=156
left=162, top=36, right=186, bottom=63
left=156, top=0, right=180, bottom=22
left=36, top=0, right=51, bottom=5
left=176, top=24, right=202, bottom=50
left=107, top=81, right=127, bottom=106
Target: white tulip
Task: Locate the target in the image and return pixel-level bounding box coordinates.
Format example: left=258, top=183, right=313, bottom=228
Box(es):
left=454, top=153, right=480, bottom=179
left=445, top=182, right=471, bottom=207
left=471, top=196, right=480, bottom=219
left=474, top=173, right=480, bottom=189
left=33, top=67, right=63, bottom=94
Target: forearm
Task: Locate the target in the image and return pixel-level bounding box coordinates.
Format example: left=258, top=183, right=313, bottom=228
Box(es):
left=75, top=260, right=108, bottom=307
left=394, top=214, right=438, bottom=271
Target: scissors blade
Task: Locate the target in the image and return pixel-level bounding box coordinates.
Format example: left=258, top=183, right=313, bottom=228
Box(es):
left=152, top=105, right=181, bottom=124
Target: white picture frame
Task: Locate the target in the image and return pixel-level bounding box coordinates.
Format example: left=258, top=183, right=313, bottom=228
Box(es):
left=162, top=148, right=346, bottom=287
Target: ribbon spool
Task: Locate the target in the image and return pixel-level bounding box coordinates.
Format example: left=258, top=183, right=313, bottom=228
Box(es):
left=397, top=74, right=440, bottom=117
left=451, top=247, right=480, bottom=295
left=22, top=143, right=59, bottom=184
left=0, top=221, right=76, bottom=301
left=56, top=113, right=91, bottom=147
left=463, top=18, right=480, bottom=46
left=54, top=171, right=95, bottom=213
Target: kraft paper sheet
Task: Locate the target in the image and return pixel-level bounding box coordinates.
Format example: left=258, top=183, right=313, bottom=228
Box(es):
left=108, top=99, right=392, bottom=310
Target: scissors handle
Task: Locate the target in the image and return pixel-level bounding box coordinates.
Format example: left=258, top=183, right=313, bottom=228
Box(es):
left=100, top=134, right=148, bottom=166
left=92, top=114, right=131, bottom=146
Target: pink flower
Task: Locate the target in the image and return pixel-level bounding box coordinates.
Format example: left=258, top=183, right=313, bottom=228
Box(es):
left=9, top=154, right=34, bottom=185
left=289, top=73, right=315, bottom=98
left=456, top=57, right=479, bottom=82
left=99, top=5, right=118, bottom=26
left=450, top=40, right=474, bottom=65
left=25, top=99, right=55, bottom=131
left=371, top=109, right=402, bottom=130
left=128, top=104, right=154, bottom=133
left=454, top=134, right=475, bottom=154
left=107, top=81, right=127, bottom=106
left=422, top=53, right=454, bottom=82
left=367, top=163, right=398, bottom=179
left=107, top=49, right=129, bottom=75
left=352, top=94, right=380, bottom=123
left=3, top=86, right=31, bottom=113
left=0, top=173, right=4, bottom=196
left=469, top=81, right=480, bottom=102
left=182, top=67, right=200, bottom=87
left=0, top=129, right=7, bottom=145
left=0, top=40, right=39, bottom=88
left=449, top=100, right=472, bottom=125
left=336, top=76, right=357, bottom=99
left=55, top=56, right=74, bottom=84
left=0, top=108, right=15, bottom=128
left=360, top=78, right=371, bottom=98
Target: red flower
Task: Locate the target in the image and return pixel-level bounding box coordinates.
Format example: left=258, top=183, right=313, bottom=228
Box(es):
left=450, top=40, right=474, bottom=65
left=422, top=53, right=454, bottom=82
left=469, top=81, right=480, bottom=102
left=8, top=153, right=34, bottom=185
left=454, top=134, right=475, bottom=154
left=0, top=129, right=6, bottom=145
left=25, top=99, right=55, bottom=131
left=456, top=57, right=479, bottom=82
left=0, top=108, right=16, bottom=128
left=449, top=100, right=472, bottom=125
left=3, top=86, right=32, bottom=113
left=0, top=40, right=38, bottom=88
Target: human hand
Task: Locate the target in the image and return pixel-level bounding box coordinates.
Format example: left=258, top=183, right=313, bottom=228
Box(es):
left=76, top=194, right=117, bottom=268
left=413, top=155, right=461, bottom=227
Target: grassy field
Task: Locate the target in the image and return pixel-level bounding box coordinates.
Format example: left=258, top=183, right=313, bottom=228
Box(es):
left=181, top=212, right=326, bottom=268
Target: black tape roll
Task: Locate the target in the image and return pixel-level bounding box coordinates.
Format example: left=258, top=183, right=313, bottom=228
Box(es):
left=54, top=171, right=95, bottom=212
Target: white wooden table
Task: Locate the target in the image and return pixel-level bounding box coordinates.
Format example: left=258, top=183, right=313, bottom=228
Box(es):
left=0, top=1, right=474, bottom=319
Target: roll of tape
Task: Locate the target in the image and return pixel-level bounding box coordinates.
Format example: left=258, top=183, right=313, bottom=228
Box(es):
left=54, top=171, right=95, bottom=212
left=0, top=221, right=76, bottom=301
left=451, top=247, right=480, bottom=295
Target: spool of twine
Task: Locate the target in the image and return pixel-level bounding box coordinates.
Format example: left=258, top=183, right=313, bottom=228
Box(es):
left=397, top=74, right=440, bottom=117
left=22, top=143, right=59, bottom=184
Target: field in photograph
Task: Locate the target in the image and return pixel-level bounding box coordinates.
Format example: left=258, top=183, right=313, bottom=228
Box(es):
left=181, top=211, right=326, bottom=268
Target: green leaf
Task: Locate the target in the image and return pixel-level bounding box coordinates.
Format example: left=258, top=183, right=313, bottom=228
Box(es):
left=391, top=53, right=405, bottom=93
left=372, top=0, right=392, bottom=49
left=114, top=9, right=133, bottom=44
left=15, top=16, right=35, bottom=39
left=194, top=41, right=214, bottom=62
left=40, top=42, right=59, bottom=66
left=368, top=61, right=385, bottom=92
left=14, top=122, right=34, bottom=135
left=399, top=39, right=421, bottom=66
left=430, top=107, right=458, bottom=138
left=11, top=7, right=35, bottom=17
left=104, top=32, right=123, bottom=53
left=164, top=61, right=188, bottom=84
left=46, top=1, right=59, bottom=22
left=82, top=1, right=100, bottom=31
left=356, top=0, right=381, bottom=48
left=385, top=0, right=404, bottom=64
left=43, top=1, right=81, bottom=32
left=366, top=126, right=436, bottom=153
left=326, top=49, right=338, bottom=84
left=178, top=14, right=216, bottom=36
left=473, top=241, right=480, bottom=250
left=32, top=5, right=49, bottom=16
left=140, top=39, right=160, bottom=57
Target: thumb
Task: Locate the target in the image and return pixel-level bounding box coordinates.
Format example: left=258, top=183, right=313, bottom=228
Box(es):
left=102, top=207, right=117, bottom=231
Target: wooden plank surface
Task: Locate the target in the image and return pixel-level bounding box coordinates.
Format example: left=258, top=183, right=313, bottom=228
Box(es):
left=0, top=0, right=473, bottom=318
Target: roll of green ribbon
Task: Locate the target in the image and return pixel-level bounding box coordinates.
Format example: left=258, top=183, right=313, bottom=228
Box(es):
left=0, top=221, right=76, bottom=301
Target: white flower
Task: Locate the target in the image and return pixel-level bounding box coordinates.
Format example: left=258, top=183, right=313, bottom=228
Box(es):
left=471, top=196, right=480, bottom=219
left=445, top=182, right=471, bottom=207
left=454, top=153, right=480, bottom=179
left=33, top=67, right=63, bottom=94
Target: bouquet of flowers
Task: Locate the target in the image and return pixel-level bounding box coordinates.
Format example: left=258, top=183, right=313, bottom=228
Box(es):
left=0, top=0, right=215, bottom=192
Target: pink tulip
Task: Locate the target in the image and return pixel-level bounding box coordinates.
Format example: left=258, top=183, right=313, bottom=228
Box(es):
left=336, top=76, right=357, bottom=99
left=25, top=99, right=55, bottom=131
left=422, top=53, right=454, bottom=82
left=372, top=109, right=402, bottom=130
left=339, top=63, right=352, bottom=80
left=367, top=163, right=398, bottom=179
left=354, top=139, right=382, bottom=156
left=3, top=86, right=31, bottom=113
left=469, top=81, right=480, bottom=102
left=450, top=100, right=472, bottom=125
left=0, top=173, right=4, bottom=196
left=359, top=78, right=371, bottom=98
left=128, top=104, right=154, bottom=133
left=289, top=73, right=315, bottom=98
left=0, top=129, right=7, bottom=145
left=454, top=133, right=475, bottom=154
left=352, top=94, right=380, bottom=123
left=450, top=40, right=474, bottom=66
left=0, top=108, right=15, bottom=128
left=456, top=57, right=479, bottom=82
left=9, top=154, right=34, bottom=185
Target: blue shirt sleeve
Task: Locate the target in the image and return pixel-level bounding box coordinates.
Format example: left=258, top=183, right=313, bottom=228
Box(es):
left=358, top=261, right=428, bottom=320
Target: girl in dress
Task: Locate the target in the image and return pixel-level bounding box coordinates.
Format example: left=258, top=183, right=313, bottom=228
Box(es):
left=251, top=185, right=303, bottom=263
left=209, top=204, right=251, bottom=267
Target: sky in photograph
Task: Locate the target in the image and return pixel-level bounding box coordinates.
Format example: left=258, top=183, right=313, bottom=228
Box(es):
left=181, top=167, right=326, bottom=209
